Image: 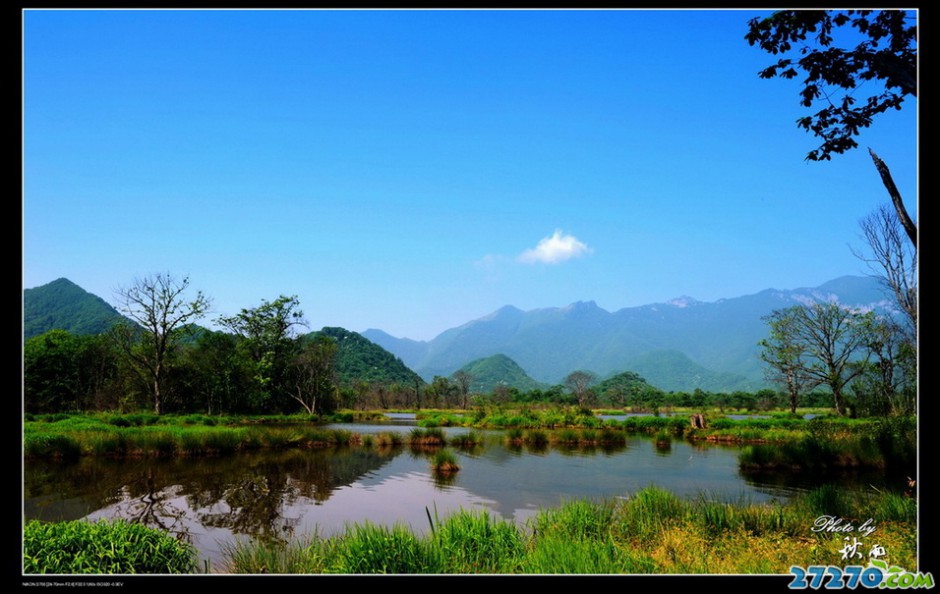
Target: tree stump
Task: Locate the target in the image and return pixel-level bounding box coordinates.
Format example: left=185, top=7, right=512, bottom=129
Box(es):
left=690, top=413, right=706, bottom=429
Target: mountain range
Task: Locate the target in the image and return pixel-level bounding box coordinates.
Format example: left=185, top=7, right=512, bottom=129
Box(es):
left=363, top=275, right=897, bottom=392
left=24, top=275, right=896, bottom=393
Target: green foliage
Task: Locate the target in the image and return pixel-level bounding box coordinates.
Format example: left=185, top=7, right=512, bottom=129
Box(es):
left=25, top=330, right=121, bottom=414
left=759, top=303, right=882, bottom=416
left=216, top=294, right=307, bottom=413
left=24, top=519, right=197, bottom=574
left=745, top=10, right=916, bottom=162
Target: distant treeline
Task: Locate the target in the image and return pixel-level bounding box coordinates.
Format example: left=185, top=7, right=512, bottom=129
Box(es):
left=25, top=326, right=841, bottom=417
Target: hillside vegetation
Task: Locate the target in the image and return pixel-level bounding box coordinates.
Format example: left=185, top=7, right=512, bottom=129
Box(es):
left=24, top=278, right=125, bottom=339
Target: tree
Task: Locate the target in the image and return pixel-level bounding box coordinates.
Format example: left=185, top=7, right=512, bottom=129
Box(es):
left=564, top=370, right=597, bottom=408
left=217, top=295, right=307, bottom=412
left=426, top=376, right=456, bottom=409
left=25, top=329, right=84, bottom=413
left=112, top=273, right=211, bottom=415
left=759, top=308, right=813, bottom=414
left=760, top=302, right=874, bottom=416
left=745, top=10, right=916, bottom=162
left=290, top=335, right=339, bottom=415
left=853, top=203, right=917, bottom=341
left=179, top=330, right=255, bottom=415
left=452, top=370, right=474, bottom=409
left=852, top=316, right=916, bottom=416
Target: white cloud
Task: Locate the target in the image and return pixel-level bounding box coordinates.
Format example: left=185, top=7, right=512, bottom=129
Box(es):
left=517, top=230, right=592, bottom=264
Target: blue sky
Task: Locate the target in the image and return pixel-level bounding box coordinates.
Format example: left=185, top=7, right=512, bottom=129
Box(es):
left=23, top=9, right=917, bottom=341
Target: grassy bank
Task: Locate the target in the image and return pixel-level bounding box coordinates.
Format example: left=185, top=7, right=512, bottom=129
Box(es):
left=218, top=485, right=917, bottom=574
left=24, top=485, right=918, bottom=575
left=24, top=411, right=916, bottom=476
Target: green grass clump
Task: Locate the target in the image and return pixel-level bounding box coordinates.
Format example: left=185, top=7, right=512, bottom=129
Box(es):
left=23, top=433, right=82, bottom=459
left=449, top=431, right=483, bottom=448
left=431, top=509, right=525, bottom=573
left=614, top=485, right=688, bottom=544
left=531, top=499, right=616, bottom=542
left=373, top=432, right=403, bottom=447
left=221, top=535, right=334, bottom=574
left=598, top=428, right=626, bottom=445
left=430, top=449, right=460, bottom=473
left=24, top=519, right=197, bottom=574
left=524, top=429, right=549, bottom=446
left=409, top=427, right=446, bottom=446
left=520, top=534, right=655, bottom=574
left=872, top=491, right=917, bottom=523
left=333, top=522, right=441, bottom=574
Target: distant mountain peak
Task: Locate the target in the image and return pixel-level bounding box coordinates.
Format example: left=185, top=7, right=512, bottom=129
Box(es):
left=666, top=296, right=700, bottom=308
left=24, top=277, right=125, bottom=339
left=480, top=305, right=524, bottom=321
left=562, top=300, right=599, bottom=311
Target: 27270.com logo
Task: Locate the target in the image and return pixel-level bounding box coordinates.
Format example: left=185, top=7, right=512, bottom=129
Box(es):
left=789, top=560, right=934, bottom=590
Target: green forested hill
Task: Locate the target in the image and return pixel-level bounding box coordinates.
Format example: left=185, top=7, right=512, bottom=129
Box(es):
left=593, top=370, right=659, bottom=398
left=24, top=278, right=125, bottom=340
left=311, top=327, right=425, bottom=387
left=452, top=354, right=546, bottom=393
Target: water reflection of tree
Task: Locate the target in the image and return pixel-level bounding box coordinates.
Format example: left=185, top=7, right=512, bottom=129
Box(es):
left=114, top=467, right=192, bottom=542
left=194, top=448, right=397, bottom=543
left=26, top=447, right=400, bottom=545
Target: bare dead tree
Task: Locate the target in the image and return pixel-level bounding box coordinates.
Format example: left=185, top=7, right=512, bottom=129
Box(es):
left=868, top=149, right=917, bottom=250
left=113, top=273, right=211, bottom=415
left=853, top=203, right=917, bottom=340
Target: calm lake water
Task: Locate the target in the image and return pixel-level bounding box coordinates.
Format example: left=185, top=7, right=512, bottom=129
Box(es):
left=23, top=418, right=887, bottom=572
